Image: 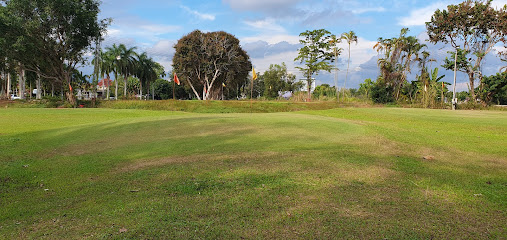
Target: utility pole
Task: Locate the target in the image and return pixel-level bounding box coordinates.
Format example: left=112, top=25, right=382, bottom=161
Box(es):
left=452, top=48, right=458, bottom=110
left=93, top=36, right=101, bottom=101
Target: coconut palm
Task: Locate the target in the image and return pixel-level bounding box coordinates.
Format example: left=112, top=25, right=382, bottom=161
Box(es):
left=329, top=34, right=343, bottom=101
left=340, top=31, right=358, bottom=96
left=105, top=44, right=122, bottom=100
left=118, top=44, right=138, bottom=98
left=135, top=52, right=157, bottom=100
left=373, top=28, right=426, bottom=101
left=92, top=50, right=115, bottom=99
left=397, top=36, right=426, bottom=99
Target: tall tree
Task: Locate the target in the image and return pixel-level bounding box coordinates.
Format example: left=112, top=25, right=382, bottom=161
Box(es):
left=118, top=44, right=137, bottom=98
left=262, top=62, right=296, bottom=99
left=426, top=0, right=507, bottom=101
left=340, top=31, right=358, bottom=96
left=294, top=29, right=335, bottom=101
left=173, top=30, right=251, bottom=100
left=105, top=44, right=122, bottom=100
left=373, top=28, right=425, bottom=101
left=134, top=52, right=163, bottom=100
left=92, top=50, right=114, bottom=99
left=329, top=35, right=343, bottom=101
left=1, top=0, right=109, bottom=105
left=135, top=52, right=156, bottom=99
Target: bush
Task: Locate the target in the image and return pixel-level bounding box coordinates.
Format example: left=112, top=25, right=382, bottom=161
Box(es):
left=370, top=83, right=395, bottom=103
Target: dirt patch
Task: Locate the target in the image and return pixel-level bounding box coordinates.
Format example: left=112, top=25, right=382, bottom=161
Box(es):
left=114, top=151, right=281, bottom=173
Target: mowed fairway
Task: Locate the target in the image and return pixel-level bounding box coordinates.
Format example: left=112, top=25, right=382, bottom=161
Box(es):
left=0, top=107, right=506, bottom=239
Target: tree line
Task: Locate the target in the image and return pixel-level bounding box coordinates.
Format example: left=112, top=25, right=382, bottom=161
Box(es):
left=1, top=0, right=505, bottom=106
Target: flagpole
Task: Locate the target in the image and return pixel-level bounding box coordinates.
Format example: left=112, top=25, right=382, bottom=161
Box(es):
left=250, top=67, right=257, bottom=111
left=250, top=77, right=253, bottom=109
left=173, top=79, right=175, bottom=100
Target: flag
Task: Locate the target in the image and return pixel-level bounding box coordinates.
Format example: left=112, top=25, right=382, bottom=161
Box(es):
left=222, top=82, right=226, bottom=87
left=68, top=83, right=73, bottom=92
left=442, top=82, right=444, bottom=88
left=174, top=73, right=180, bottom=85
left=252, top=67, right=257, bottom=80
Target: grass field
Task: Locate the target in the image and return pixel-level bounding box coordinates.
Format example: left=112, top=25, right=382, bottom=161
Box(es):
left=1, top=107, right=506, bottom=239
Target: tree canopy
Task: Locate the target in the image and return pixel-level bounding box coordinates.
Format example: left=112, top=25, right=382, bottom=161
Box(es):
left=0, top=0, right=109, bottom=104
left=172, top=30, right=251, bottom=100
left=426, top=0, right=507, bottom=100
left=294, top=29, right=335, bottom=101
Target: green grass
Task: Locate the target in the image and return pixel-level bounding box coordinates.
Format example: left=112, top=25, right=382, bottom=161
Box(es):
left=98, top=99, right=354, bottom=113
left=0, top=107, right=506, bottom=239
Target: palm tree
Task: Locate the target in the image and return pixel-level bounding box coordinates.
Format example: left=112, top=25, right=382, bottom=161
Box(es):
left=93, top=50, right=115, bottom=100
left=118, top=44, right=138, bottom=98
left=373, top=28, right=426, bottom=101
left=93, top=50, right=114, bottom=99
left=340, top=31, right=358, bottom=97
left=105, top=44, right=122, bottom=100
left=135, top=52, right=157, bottom=100
left=397, top=36, right=426, bottom=100
left=415, top=51, right=435, bottom=105
left=329, top=35, right=342, bottom=101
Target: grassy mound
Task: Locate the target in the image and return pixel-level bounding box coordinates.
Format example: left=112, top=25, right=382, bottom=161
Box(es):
left=0, top=108, right=505, bottom=238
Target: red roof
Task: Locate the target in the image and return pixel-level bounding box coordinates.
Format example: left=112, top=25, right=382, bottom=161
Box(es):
left=98, top=78, right=113, bottom=87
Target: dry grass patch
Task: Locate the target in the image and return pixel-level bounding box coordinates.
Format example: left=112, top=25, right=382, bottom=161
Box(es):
left=115, top=151, right=281, bottom=173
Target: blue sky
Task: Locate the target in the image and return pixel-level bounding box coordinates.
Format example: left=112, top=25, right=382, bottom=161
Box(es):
left=88, top=0, right=507, bottom=91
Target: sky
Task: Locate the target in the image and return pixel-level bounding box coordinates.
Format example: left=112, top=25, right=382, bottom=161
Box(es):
left=84, top=0, right=507, bottom=91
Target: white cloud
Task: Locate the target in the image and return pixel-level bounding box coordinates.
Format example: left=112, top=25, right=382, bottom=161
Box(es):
left=398, top=2, right=449, bottom=27
left=251, top=50, right=300, bottom=77
left=106, top=28, right=122, bottom=37
left=244, top=18, right=286, bottom=33
left=241, top=34, right=301, bottom=45
left=180, top=5, right=216, bottom=21
left=223, top=0, right=302, bottom=11
left=146, top=40, right=176, bottom=58
left=491, top=0, right=507, bottom=9
left=335, top=37, right=378, bottom=70
left=139, top=24, right=181, bottom=35
left=351, top=7, right=386, bottom=14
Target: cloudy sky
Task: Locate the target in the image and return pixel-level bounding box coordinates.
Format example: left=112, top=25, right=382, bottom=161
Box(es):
left=86, top=0, right=507, bottom=91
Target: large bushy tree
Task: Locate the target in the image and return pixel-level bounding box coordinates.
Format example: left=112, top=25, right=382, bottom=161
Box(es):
left=0, top=0, right=109, bottom=105
left=262, top=62, right=297, bottom=99
left=426, top=0, right=507, bottom=101
left=479, top=72, right=507, bottom=105
left=172, top=30, right=251, bottom=100
left=294, top=29, right=335, bottom=101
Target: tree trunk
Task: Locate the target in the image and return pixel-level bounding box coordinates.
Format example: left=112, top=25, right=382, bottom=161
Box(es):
left=307, top=71, right=312, bottom=102
left=146, top=80, right=150, bottom=101
left=65, top=73, right=76, bottom=106
left=344, top=44, right=351, bottom=98
left=124, top=76, right=127, bottom=98
left=19, top=67, right=26, bottom=100
left=7, top=72, right=10, bottom=99
left=36, top=73, right=42, bottom=99
left=139, top=80, right=143, bottom=100
left=114, top=75, right=118, bottom=100
left=0, top=71, right=4, bottom=98
left=106, top=74, right=110, bottom=100
left=468, top=72, right=475, bottom=101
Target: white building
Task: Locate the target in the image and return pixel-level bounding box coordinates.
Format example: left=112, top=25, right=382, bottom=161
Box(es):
left=300, top=78, right=316, bottom=92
